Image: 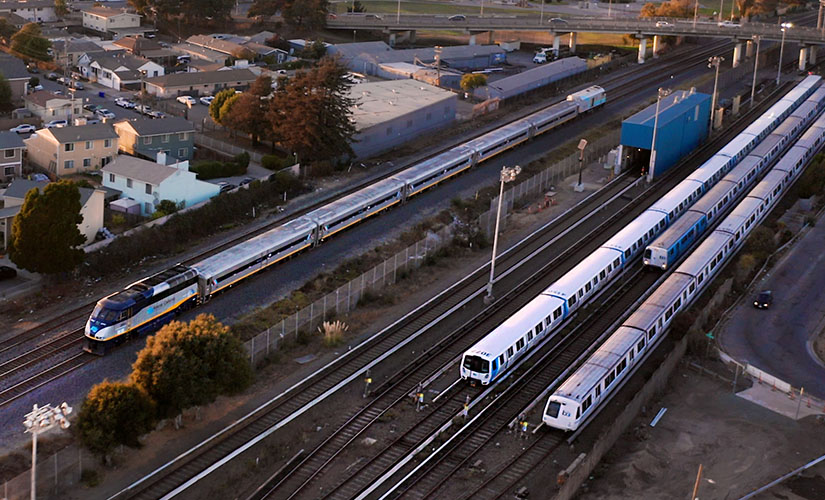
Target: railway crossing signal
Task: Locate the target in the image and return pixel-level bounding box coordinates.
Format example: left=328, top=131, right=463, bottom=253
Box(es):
left=363, top=370, right=372, bottom=398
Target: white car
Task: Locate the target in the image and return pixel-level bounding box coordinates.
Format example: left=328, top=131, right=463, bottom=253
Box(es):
left=9, top=123, right=35, bottom=134
left=200, top=95, right=214, bottom=106
left=45, top=119, right=68, bottom=129
left=135, top=104, right=152, bottom=115
left=96, top=108, right=116, bottom=119
left=655, top=21, right=673, bottom=27
left=718, top=20, right=740, bottom=28
left=177, top=95, right=197, bottom=106
left=115, top=98, right=135, bottom=109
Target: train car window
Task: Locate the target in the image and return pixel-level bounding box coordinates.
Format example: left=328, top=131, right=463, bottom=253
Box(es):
left=576, top=407, right=580, bottom=419
left=507, top=346, right=514, bottom=357
left=637, top=339, right=645, bottom=352
left=568, top=296, right=577, bottom=307
left=637, top=239, right=643, bottom=248
left=614, top=258, right=621, bottom=267
left=528, top=331, right=534, bottom=342
left=698, top=273, right=704, bottom=285
left=592, top=277, right=598, bottom=287
left=689, top=283, right=696, bottom=293
left=665, top=309, right=673, bottom=321
left=585, top=282, right=592, bottom=293
left=624, top=249, right=631, bottom=259
left=619, top=359, right=627, bottom=372
left=648, top=325, right=656, bottom=340
left=535, top=324, right=542, bottom=336
left=553, top=307, right=563, bottom=320
left=577, top=289, right=584, bottom=299
left=600, top=270, right=607, bottom=280
left=517, top=339, right=525, bottom=350
left=492, top=359, right=498, bottom=371
left=582, top=396, right=592, bottom=411
left=674, top=298, right=681, bottom=310
left=630, top=350, right=635, bottom=361
left=545, top=316, right=552, bottom=326
left=596, top=385, right=601, bottom=397
left=499, top=354, right=505, bottom=365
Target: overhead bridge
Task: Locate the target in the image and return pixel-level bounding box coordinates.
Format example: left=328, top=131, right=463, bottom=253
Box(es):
left=327, top=15, right=825, bottom=66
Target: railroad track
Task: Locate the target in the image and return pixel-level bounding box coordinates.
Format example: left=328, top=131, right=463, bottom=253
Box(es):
left=0, top=351, right=93, bottom=408
left=112, top=41, right=786, bottom=500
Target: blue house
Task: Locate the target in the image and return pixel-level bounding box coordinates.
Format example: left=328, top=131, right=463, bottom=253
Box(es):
left=113, top=117, right=196, bottom=162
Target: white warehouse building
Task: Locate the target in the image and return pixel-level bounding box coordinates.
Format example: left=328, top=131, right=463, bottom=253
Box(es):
left=350, top=79, right=456, bottom=159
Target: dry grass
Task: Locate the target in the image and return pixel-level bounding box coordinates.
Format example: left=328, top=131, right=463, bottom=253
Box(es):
left=319, top=320, right=349, bottom=347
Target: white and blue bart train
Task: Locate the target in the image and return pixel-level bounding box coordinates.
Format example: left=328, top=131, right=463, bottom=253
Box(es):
left=543, top=106, right=825, bottom=432
left=644, top=82, right=825, bottom=269
left=85, top=87, right=607, bottom=353
left=459, top=75, right=821, bottom=385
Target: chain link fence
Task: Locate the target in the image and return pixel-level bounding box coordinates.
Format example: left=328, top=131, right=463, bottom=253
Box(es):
left=243, top=225, right=453, bottom=366
left=2, top=445, right=93, bottom=500
left=480, top=129, right=622, bottom=235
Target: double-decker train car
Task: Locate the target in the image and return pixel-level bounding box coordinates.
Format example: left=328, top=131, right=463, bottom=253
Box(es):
left=543, top=106, right=825, bottom=432
left=460, top=76, right=819, bottom=384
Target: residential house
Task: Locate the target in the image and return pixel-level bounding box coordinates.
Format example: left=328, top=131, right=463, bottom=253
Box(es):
left=0, top=55, right=30, bottom=103
left=82, top=6, right=141, bottom=37
left=113, top=117, right=195, bottom=161
left=24, top=91, right=82, bottom=121
left=186, top=34, right=249, bottom=59
left=85, top=52, right=163, bottom=90
left=0, top=179, right=105, bottom=247
left=0, top=0, right=57, bottom=23
left=102, top=154, right=220, bottom=216
left=0, top=131, right=25, bottom=182
left=143, top=68, right=256, bottom=98
left=51, top=39, right=104, bottom=68
left=113, top=35, right=177, bottom=66
left=0, top=11, right=27, bottom=29
left=25, top=123, right=118, bottom=176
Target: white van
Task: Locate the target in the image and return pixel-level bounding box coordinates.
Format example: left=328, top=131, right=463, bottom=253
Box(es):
left=533, top=52, right=548, bottom=64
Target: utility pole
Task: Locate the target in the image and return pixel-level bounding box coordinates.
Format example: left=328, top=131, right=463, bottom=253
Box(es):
left=777, top=23, right=792, bottom=86
left=24, top=403, right=72, bottom=500
left=647, top=87, right=670, bottom=184
left=750, top=35, right=760, bottom=107
left=691, top=464, right=703, bottom=499
left=485, top=165, right=520, bottom=304
left=708, top=56, right=724, bottom=129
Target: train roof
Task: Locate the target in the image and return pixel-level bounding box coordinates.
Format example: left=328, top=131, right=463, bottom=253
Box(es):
left=191, top=217, right=316, bottom=280
left=693, top=154, right=733, bottom=181
left=741, top=114, right=776, bottom=139
left=804, top=85, right=825, bottom=104
left=555, top=326, right=643, bottom=401
left=749, top=133, right=783, bottom=160
left=309, top=177, right=404, bottom=225
left=101, top=264, right=197, bottom=310
left=391, top=145, right=473, bottom=183
left=567, top=85, right=604, bottom=101
left=785, top=75, right=822, bottom=100
left=644, top=273, right=692, bottom=308
left=544, top=247, right=622, bottom=299
left=648, top=180, right=703, bottom=216
left=676, top=231, right=731, bottom=277
left=601, top=210, right=667, bottom=253
left=747, top=169, right=787, bottom=201
left=465, top=294, right=565, bottom=358
left=772, top=115, right=803, bottom=138
left=525, top=101, right=577, bottom=127
left=646, top=211, right=704, bottom=251
left=465, top=120, right=530, bottom=152
left=716, top=132, right=757, bottom=159
left=805, top=110, right=825, bottom=133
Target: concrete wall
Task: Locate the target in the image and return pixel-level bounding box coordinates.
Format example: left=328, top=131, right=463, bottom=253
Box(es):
left=351, top=93, right=457, bottom=159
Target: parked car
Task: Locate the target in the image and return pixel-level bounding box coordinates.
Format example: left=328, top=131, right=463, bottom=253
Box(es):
left=148, top=110, right=166, bottom=119
left=655, top=21, right=673, bottom=27
left=448, top=14, right=466, bottom=21
left=0, top=265, right=16, bottom=281
left=26, top=64, right=38, bottom=73
left=200, top=95, right=214, bottom=106
left=218, top=181, right=236, bottom=194
left=45, top=72, right=59, bottom=81
left=135, top=104, right=152, bottom=114
left=548, top=17, right=567, bottom=24
left=753, top=290, right=773, bottom=309
left=718, top=20, right=740, bottom=28
left=176, top=95, right=197, bottom=106
left=95, top=108, right=115, bottom=119
left=83, top=103, right=99, bottom=112
left=239, top=177, right=255, bottom=186
left=115, top=97, right=135, bottom=108
left=30, top=84, right=43, bottom=92
left=45, top=119, right=68, bottom=128
left=71, top=81, right=84, bottom=90
left=9, top=123, right=35, bottom=134
left=365, top=14, right=382, bottom=19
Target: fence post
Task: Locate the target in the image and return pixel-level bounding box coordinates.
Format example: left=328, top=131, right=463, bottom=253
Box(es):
left=54, top=452, right=58, bottom=492
left=251, top=337, right=255, bottom=366
left=394, top=253, right=397, bottom=283
left=310, top=302, right=314, bottom=331
left=78, top=447, right=82, bottom=481
left=383, top=259, right=386, bottom=287
left=295, top=309, right=299, bottom=338
left=266, top=328, right=270, bottom=357
left=405, top=246, right=409, bottom=272
left=323, top=294, right=327, bottom=321
left=347, top=281, right=352, bottom=312
left=336, top=288, right=340, bottom=315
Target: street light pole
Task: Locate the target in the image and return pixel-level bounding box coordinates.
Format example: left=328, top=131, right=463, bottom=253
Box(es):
left=24, top=403, right=72, bottom=500
left=750, top=35, right=760, bottom=107
left=718, top=0, right=723, bottom=21
left=485, top=165, right=520, bottom=304
left=708, top=56, right=724, bottom=129
left=397, top=0, right=401, bottom=24
left=480, top=0, right=484, bottom=17
left=693, top=0, right=699, bottom=29
left=540, top=0, right=545, bottom=24
left=777, top=23, right=792, bottom=86
left=575, top=138, right=588, bottom=192
left=647, top=87, right=670, bottom=184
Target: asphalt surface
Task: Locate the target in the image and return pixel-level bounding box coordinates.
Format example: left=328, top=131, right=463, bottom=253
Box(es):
left=720, top=215, right=825, bottom=400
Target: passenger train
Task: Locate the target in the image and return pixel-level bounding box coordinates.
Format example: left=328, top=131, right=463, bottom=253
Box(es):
left=84, top=87, right=607, bottom=353
left=543, top=107, right=825, bottom=432
left=644, top=83, right=825, bottom=269
left=458, top=75, right=820, bottom=385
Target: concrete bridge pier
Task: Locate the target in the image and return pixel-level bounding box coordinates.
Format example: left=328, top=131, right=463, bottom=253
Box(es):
left=389, top=32, right=397, bottom=47
left=469, top=33, right=477, bottom=45
left=388, top=30, right=416, bottom=47
left=732, top=42, right=742, bottom=68
left=810, top=46, right=817, bottom=66
left=746, top=39, right=754, bottom=58
left=652, top=35, right=660, bottom=58
left=800, top=46, right=809, bottom=71
left=569, top=32, right=577, bottom=53
left=553, top=34, right=561, bottom=58
left=637, top=37, right=648, bottom=64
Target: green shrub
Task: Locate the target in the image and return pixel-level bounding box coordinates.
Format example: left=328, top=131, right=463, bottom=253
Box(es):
left=262, top=154, right=291, bottom=171
left=80, top=469, right=101, bottom=487
left=234, top=152, right=250, bottom=170
left=189, top=160, right=247, bottom=180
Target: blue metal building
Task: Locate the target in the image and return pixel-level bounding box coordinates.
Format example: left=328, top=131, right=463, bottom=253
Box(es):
left=620, top=89, right=711, bottom=179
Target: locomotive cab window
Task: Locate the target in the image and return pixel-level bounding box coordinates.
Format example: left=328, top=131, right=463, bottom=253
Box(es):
left=463, top=356, right=489, bottom=373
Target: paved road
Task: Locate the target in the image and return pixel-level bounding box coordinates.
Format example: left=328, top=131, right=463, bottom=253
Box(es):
left=720, top=215, right=825, bottom=400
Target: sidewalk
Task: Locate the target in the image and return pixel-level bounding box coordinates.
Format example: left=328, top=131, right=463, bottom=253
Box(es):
left=0, top=256, right=40, bottom=302
left=737, top=383, right=825, bottom=420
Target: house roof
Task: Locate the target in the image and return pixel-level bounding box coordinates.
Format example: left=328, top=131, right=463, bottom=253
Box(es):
left=247, top=31, right=275, bottom=44
left=92, top=52, right=152, bottom=72
left=102, top=155, right=179, bottom=186
left=188, top=59, right=224, bottom=72
left=244, top=41, right=277, bottom=56
left=83, top=6, right=140, bottom=18
left=4, top=178, right=95, bottom=206
left=25, top=90, right=69, bottom=107
left=113, top=35, right=161, bottom=53
left=0, top=131, right=25, bottom=150
left=53, top=39, right=103, bottom=55
left=0, top=0, right=54, bottom=10
left=116, top=116, right=195, bottom=136
left=0, top=54, right=30, bottom=80
left=144, top=68, right=256, bottom=89
left=0, top=11, right=28, bottom=26
left=186, top=34, right=245, bottom=56
left=48, top=123, right=118, bottom=143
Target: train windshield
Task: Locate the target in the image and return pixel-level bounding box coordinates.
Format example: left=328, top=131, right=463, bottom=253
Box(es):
left=92, top=305, right=120, bottom=323
left=546, top=401, right=561, bottom=418
left=643, top=249, right=652, bottom=259
left=462, top=355, right=489, bottom=373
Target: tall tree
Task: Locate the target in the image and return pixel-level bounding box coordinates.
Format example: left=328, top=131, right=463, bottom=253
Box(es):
left=10, top=181, right=85, bottom=274
left=209, top=88, right=237, bottom=123
left=460, top=73, right=487, bottom=92
left=0, top=72, right=13, bottom=112
left=0, top=18, right=17, bottom=42
left=77, top=381, right=156, bottom=461
left=347, top=0, right=366, bottom=12
left=249, top=0, right=328, bottom=29
left=268, top=56, right=356, bottom=162
left=54, top=0, right=69, bottom=17
left=223, top=75, right=272, bottom=145
left=130, top=314, right=252, bottom=422
left=11, top=23, right=52, bottom=61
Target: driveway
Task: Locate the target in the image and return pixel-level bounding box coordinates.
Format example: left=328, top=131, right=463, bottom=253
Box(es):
left=719, top=215, right=825, bottom=400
